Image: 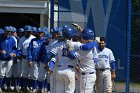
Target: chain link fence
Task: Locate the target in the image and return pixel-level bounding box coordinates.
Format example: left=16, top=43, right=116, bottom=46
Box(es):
left=129, top=0, right=140, bottom=92
left=52, top=0, right=140, bottom=92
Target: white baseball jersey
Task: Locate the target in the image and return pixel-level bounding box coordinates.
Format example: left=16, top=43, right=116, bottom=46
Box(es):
left=51, top=41, right=75, bottom=66
left=48, top=39, right=58, bottom=62
left=97, top=47, right=115, bottom=69
left=50, top=41, right=76, bottom=93
left=72, top=42, right=98, bottom=73
left=49, top=39, right=58, bottom=48
left=18, top=35, right=36, bottom=55
left=71, top=42, right=98, bottom=93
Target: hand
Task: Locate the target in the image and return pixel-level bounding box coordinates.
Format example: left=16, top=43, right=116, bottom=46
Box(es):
left=75, top=75, right=79, bottom=80
left=95, top=37, right=100, bottom=43
left=22, top=55, right=27, bottom=59
left=13, top=59, right=17, bottom=64
left=66, top=40, right=73, bottom=50
left=28, top=61, right=33, bottom=67
left=71, top=23, right=83, bottom=32
left=37, top=63, right=40, bottom=67
left=1, top=50, right=6, bottom=54
left=75, top=65, right=80, bottom=73
left=44, top=64, right=49, bottom=69
left=47, top=68, right=53, bottom=75
left=111, top=71, right=116, bottom=80
left=9, top=53, right=16, bottom=57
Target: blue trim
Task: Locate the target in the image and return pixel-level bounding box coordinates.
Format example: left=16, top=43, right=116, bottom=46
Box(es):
left=80, top=41, right=98, bottom=50
left=126, top=0, right=131, bottom=92
left=49, top=61, right=55, bottom=69
left=110, top=61, right=116, bottom=71
left=93, top=58, right=98, bottom=64
left=67, top=50, right=76, bottom=59
left=44, top=52, right=55, bottom=64
left=50, top=0, right=54, bottom=31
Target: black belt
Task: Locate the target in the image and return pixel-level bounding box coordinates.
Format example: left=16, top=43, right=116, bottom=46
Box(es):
left=2, top=57, right=11, bottom=61
left=58, top=65, right=74, bottom=68
left=81, top=72, right=94, bottom=75
left=22, top=55, right=27, bottom=59
left=96, top=68, right=110, bottom=71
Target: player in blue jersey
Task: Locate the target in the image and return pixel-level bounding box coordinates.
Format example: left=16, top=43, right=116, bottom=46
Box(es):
left=28, top=27, right=46, bottom=93
left=0, top=26, right=16, bottom=92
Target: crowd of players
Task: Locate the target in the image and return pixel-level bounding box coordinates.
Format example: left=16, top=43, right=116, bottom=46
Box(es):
left=0, top=24, right=116, bottom=93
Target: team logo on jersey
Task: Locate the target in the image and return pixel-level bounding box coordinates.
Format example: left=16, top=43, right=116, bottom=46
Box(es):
left=33, top=41, right=39, bottom=48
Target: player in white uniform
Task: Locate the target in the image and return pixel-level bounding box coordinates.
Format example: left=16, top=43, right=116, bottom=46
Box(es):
left=95, top=37, right=116, bottom=93
left=49, top=27, right=63, bottom=93
left=18, top=25, right=36, bottom=92
left=67, top=28, right=98, bottom=93
left=44, top=28, right=77, bottom=93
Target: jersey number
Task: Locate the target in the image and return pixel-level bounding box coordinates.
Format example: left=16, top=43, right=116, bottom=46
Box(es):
left=62, top=48, right=68, bottom=57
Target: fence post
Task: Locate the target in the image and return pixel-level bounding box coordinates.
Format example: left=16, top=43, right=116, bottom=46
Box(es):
left=126, top=0, right=132, bottom=92
left=50, top=0, right=54, bottom=31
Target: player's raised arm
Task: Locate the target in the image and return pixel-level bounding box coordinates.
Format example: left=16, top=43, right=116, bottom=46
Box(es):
left=71, top=23, right=83, bottom=32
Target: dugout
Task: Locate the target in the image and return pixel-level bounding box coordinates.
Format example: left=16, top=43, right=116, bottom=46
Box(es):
left=0, top=0, right=50, bottom=29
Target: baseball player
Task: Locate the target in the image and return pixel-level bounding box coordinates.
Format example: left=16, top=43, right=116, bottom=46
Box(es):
left=17, top=28, right=25, bottom=38
left=67, top=28, right=98, bottom=93
left=27, top=27, right=46, bottom=93
left=44, top=28, right=77, bottom=93
left=0, top=26, right=16, bottom=92
left=38, top=32, right=52, bottom=93
left=18, top=25, right=36, bottom=92
left=49, top=27, right=62, bottom=93
left=10, top=26, right=22, bottom=92
left=95, top=37, right=116, bottom=93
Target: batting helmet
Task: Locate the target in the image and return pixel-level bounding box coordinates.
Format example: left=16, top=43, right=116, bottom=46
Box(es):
left=81, top=28, right=95, bottom=40
left=63, top=25, right=69, bottom=29
left=63, top=28, right=76, bottom=39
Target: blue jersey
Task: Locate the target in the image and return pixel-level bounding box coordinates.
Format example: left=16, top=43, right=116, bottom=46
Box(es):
left=28, top=38, right=45, bottom=62
left=0, top=35, right=16, bottom=60
left=38, top=42, right=50, bottom=63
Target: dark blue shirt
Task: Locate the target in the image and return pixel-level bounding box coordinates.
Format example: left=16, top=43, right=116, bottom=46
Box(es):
left=28, top=38, right=45, bottom=62
left=0, top=35, right=16, bottom=60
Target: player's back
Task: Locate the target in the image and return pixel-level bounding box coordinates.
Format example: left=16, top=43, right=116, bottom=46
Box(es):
left=51, top=41, right=75, bottom=66
left=77, top=48, right=96, bottom=73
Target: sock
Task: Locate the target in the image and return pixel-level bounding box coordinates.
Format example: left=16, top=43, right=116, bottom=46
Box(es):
left=6, top=78, right=11, bottom=88
left=0, top=78, right=3, bottom=88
